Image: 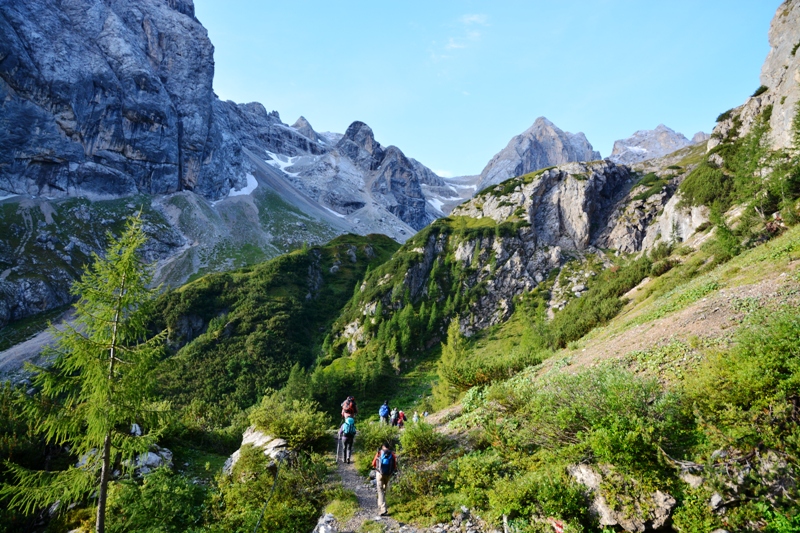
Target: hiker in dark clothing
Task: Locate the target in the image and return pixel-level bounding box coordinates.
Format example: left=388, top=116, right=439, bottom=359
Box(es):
left=340, top=416, right=356, bottom=463
left=371, top=443, right=398, bottom=515
left=379, top=401, right=390, bottom=425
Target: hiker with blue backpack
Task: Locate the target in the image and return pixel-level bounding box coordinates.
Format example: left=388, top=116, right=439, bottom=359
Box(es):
left=340, top=415, right=357, bottom=463
left=379, top=400, right=390, bottom=425
left=371, top=442, right=398, bottom=516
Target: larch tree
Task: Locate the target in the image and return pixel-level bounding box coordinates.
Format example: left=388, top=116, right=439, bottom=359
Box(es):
left=432, top=316, right=469, bottom=407
left=1, top=215, right=169, bottom=533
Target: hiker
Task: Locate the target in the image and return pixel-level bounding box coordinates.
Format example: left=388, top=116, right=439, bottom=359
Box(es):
left=412, top=411, right=419, bottom=424
left=341, top=395, right=358, bottom=419
left=371, top=443, right=398, bottom=516
left=379, top=400, right=390, bottom=425
left=390, top=407, right=398, bottom=426
left=340, top=415, right=356, bottom=463
left=397, top=410, right=406, bottom=429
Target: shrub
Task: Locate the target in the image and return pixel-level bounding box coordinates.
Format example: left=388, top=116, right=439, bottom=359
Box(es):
left=684, top=305, right=800, bottom=453
left=484, top=366, right=692, bottom=471
left=249, top=391, right=330, bottom=450
left=356, top=421, right=400, bottom=454
left=487, top=467, right=590, bottom=525
left=399, top=422, right=451, bottom=458
left=106, top=468, right=206, bottom=533
left=752, top=85, right=769, bottom=97
left=209, top=446, right=329, bottom=533
left=716, top=109, right=734, bottom=123
left=679, top=162, right=730, bottom=209
left=448, top=450, right=511, bottom=507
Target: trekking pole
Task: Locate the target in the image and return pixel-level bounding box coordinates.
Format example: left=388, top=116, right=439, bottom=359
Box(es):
left=252, top=456, right=283, bottom=533
left=336, top=432, right=341, bottom=463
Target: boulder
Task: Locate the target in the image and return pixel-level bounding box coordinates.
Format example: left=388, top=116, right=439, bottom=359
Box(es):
left=569, top=464, right=676, bottom=532
left=223, top=426, right=290, bottom=475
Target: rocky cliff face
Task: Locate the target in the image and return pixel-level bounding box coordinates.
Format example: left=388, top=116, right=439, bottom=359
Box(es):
left=610, top=125, right=700, bottom=165
left=337, top=161, right=635, bottom=345
left=0, top=0, right=246, bottom=199
left=710, top=0, right=800, bottom=152
left=476, top=117, right=601, bottom=191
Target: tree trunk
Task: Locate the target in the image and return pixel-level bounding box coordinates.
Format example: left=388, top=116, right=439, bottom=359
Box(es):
left=95, top=432, right=112, bottom=533
left=97, top=272, right=124, bottom=533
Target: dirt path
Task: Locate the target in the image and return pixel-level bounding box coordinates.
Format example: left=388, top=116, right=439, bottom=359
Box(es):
left=335, top=457, right=408, bottom=533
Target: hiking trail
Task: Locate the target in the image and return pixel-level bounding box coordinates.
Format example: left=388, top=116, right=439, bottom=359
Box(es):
left=333, top=452, right=412, bottom=533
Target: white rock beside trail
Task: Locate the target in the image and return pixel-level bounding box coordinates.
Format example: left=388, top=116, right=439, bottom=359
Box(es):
left=569, top=464, right=676, bottom=532
left=223, top=426, right=290, bottom=475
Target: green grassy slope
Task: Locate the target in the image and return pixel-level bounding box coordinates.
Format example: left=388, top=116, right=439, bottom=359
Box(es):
left=151, top=233, right=399, bottom=419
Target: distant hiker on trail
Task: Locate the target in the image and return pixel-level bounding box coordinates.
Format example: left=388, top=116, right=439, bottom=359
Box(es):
left=379, top=401, right=390, bottom=425
left=341, top=396, right=358, bottom=419
left=371, top=443, right=398, bottom=516
left=390, top=407, right=398, bottom=426
left=397, top=410, right=406, bottom=429
left=340, top=416, right=356, bottom=463
left=412, top=411, right=419, bottom=424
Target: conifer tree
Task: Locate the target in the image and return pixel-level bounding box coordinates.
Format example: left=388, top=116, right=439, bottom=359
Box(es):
left=433, top=317, right=469, bottom=406
left=1, top=216, right=168, bottom=533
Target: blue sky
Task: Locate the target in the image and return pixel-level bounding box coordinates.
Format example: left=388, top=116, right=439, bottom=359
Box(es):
left=194, top=1, right=779, bottom=177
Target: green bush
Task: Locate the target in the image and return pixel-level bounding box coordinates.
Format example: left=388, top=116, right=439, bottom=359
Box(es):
left=106, top=469, right=206, bottom=533
left=716, top=109, right=734, bottom=122
left=399, top=422, right=451, bottom=459
left=547, top=256, right=651, bottom=348
left=684, top=305, right=800, bottom=453
left=209, top=446, right=329, bottom=533
left=679, top=162, right=730, bottom=209
left=487, top=467, right=590, bottom=525
left=484, top=366, right=692, bottom=471
left=448, top=450, right=511, bottom=507
left=249, top=391, right=330, bottom=450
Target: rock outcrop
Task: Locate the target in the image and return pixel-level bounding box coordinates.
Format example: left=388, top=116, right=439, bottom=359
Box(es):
left=609, top=125, right=694, bottom=165
left=476, top=117, right=601, bottom=191
left=570, top=464, right=676, bottom=532
left=340, top=161, right=634, bottom=339
left=710, top=0, right=800, bottom=152
left=223, top=426, right=290, bottom=475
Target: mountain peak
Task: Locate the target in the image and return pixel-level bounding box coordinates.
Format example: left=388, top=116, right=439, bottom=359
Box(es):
left=291, top=116, right=319, bottom=142
left=478, top=118, right=600, bottom=190
left=340, top=121, right=381, bottom=155
left=609, top=125, right=692, bottom=165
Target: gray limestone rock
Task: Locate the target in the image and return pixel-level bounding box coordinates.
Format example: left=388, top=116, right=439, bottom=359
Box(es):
left=709, top=1, right=800, bottom=152
left=0, top=0, right=245, bottom=199
left=569, top=464, right=676, bottom=532
left=477, top=117, right=600, bottom=191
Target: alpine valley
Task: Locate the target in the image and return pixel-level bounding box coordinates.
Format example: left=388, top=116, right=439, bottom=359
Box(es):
left=1, top=1, right=800, bottom=533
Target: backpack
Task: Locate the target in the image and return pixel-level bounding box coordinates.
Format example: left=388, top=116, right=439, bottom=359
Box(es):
left=342, top=418, right=356, bottom=437
left=379, top=450, right=395, bottom=476
left=342, top=397, right=356, bottom=415
left=379, top=404, right=389, bottom=417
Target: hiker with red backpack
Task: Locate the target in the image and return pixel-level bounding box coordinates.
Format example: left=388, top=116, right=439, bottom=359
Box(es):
left=341, top=396, right=358, bottom=419
left=371, top=442, right=398, bottom=515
